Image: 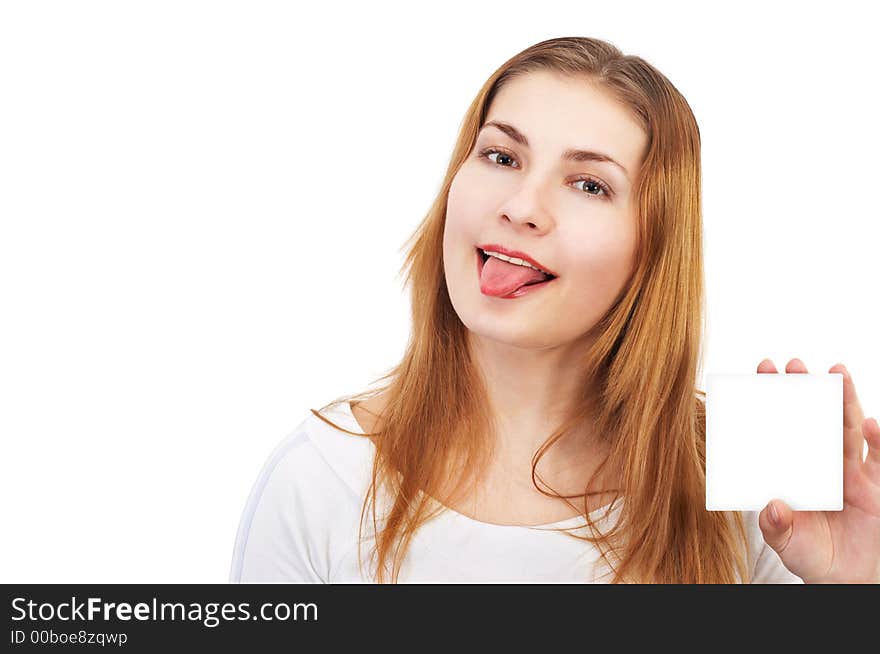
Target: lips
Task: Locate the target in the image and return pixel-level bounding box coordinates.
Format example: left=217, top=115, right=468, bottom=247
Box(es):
left=476, top=247, right=559, bottom=298
left=474, top=243, right=558, bottom=278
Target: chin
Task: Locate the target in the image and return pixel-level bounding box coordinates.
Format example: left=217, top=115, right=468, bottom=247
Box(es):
left=470, top=321, right=558, bottom=350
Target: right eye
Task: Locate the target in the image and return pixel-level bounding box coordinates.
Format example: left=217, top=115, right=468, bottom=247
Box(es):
left=478, top=147, right=519, bottom=168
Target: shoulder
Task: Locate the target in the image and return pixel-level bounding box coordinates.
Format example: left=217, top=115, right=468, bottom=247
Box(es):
left=229, top=404, right=375, bottom=582
left=246, top=404, right=373, bottom=514
left=739, top=510, right=804, bottom=584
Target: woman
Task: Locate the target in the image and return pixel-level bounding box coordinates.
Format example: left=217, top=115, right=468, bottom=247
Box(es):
left=230, top=36, right=880, bottom=583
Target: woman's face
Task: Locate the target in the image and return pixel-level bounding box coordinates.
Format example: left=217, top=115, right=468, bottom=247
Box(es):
left=443, top=71, right=648, bottom=349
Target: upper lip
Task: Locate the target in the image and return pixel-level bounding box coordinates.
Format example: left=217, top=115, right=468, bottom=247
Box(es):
left=476, top=243, right=558, bottom=277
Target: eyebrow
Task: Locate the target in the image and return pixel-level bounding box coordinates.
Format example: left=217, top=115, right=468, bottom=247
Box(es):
left=481, top=120, right=629, bottom=180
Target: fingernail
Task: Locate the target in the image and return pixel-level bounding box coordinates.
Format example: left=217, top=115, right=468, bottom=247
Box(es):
left=768, top=502, right=780, bottom=526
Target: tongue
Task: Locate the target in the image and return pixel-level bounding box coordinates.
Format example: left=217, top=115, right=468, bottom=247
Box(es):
left=480, top=256, right=549, bottom=297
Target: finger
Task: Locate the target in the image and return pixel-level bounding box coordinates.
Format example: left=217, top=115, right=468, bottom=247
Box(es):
left=829, top=363, right=867, bottom=461
left=759, top=498, right=794, bottom=555
left=757, top=358, right=778, bottom=374
left=759, top=499, right=833, bottom=582
left=863, top=417, right=880, bottom=481
left=785, top=358, right=808, bottom=374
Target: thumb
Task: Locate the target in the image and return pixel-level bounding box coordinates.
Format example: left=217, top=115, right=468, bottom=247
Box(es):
left=759, top=499, right=794, bottom=554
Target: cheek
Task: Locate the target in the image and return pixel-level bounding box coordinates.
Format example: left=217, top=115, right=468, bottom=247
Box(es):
left=447, top=166, right=497, bottom=221
left=444, top=171, right=489, bottom=248
left=564, top=224, right=637, bottom=296
left=443, top=174, right=480, bottom=275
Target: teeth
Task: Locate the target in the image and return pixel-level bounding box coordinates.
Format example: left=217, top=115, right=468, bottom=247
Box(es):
left=481, top=249, right=552, bottom=276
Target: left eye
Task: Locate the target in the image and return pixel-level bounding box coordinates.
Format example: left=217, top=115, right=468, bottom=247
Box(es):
left=477, top=147, right=612, bottom=200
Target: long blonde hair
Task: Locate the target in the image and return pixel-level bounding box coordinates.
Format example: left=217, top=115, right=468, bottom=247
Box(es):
left=312, top=36, right=750, bottom=583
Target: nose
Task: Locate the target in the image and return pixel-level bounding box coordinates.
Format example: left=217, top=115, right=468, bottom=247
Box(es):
left=496, top=179, right=554, bottom=231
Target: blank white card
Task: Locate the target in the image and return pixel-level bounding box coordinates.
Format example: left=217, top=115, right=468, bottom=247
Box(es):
left=705, top=373, right=843, bottom=511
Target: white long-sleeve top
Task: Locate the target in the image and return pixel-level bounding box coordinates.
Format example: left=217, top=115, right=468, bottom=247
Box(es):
left=230, top=401, right=804, bottom=584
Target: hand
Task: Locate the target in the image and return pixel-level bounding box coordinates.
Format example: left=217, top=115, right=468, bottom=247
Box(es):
left=756, top=358, right=880, bottom=583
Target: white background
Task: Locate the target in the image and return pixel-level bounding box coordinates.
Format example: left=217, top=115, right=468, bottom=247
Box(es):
left=1, top=0, right=877, bottom=582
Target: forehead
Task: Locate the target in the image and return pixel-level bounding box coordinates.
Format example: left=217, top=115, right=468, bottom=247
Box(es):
left=484, top=71, right=646, bottom=173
